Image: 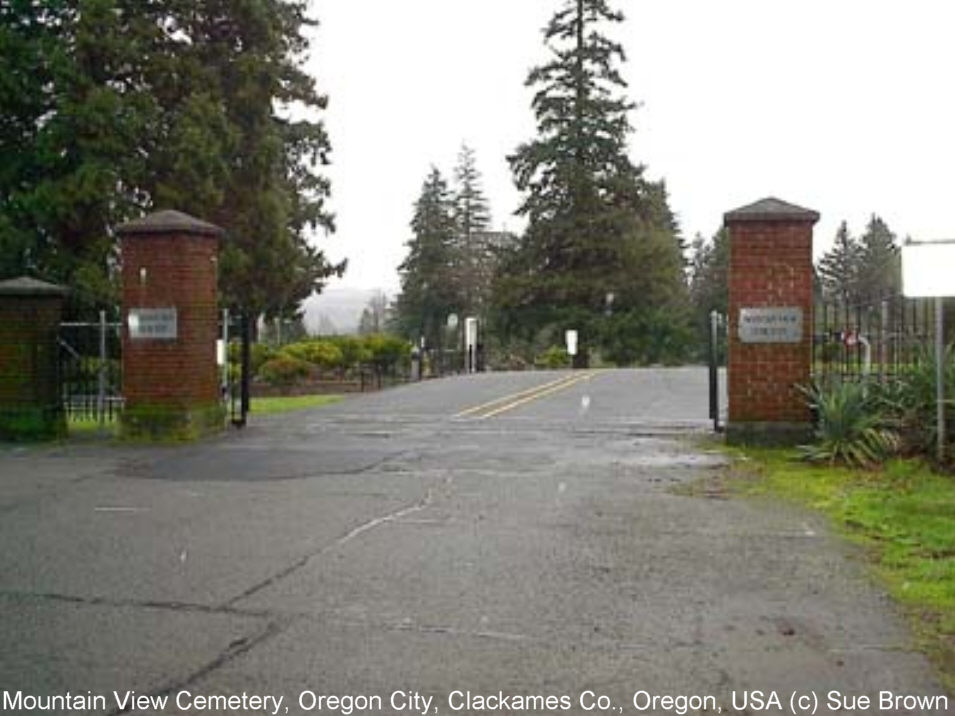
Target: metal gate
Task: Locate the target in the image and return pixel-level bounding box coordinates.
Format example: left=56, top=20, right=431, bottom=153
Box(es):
left=221, top=310, right=250, bottom=427
left=59, top=312, right=123, bottom=425
left=57, top=309, right=258, bottom=432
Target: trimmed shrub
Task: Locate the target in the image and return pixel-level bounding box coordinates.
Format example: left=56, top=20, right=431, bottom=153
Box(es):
left=535, top=345, right=571, bottom=369
left=363, top=334, right=411, bottom=371
left=281, top=340, right=343, bottom=371
left=326, top=335, right=371, bottom=368
left=227, top=342, right=275, bottom=375
left=258, top=356, right=311, bottom=387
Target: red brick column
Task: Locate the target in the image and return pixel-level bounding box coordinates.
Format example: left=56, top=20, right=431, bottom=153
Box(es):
left=724, top=198, right=818, bottom=445
left=0, top=277, right=68, bottom=440
left=117, top=210, right=224, bottom=440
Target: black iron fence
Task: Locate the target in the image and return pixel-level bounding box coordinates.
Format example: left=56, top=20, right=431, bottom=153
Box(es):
left=813, top=294, right=937, bottom=384
left=59, top=314, right=123, bottom=423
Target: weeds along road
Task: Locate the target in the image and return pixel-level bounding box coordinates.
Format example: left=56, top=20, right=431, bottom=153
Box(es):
left=0, top=368, right=946, bottom=715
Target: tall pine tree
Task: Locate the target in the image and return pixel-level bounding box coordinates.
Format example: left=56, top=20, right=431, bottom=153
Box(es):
left=452, top=143, right=491, bottom=317
left=689, top=229, right=729, bottom=319
left=857, top=214, right=900, bottom=301
left=394, top=167, right=460, bottom=350
left=817, top=221, right=863, bottom=304
left=157, top=0, right=341, bottom=319
left=496, top=0, right=689, bottom=365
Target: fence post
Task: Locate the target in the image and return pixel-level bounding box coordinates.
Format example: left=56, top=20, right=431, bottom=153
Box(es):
left=98, top=309, right=107, bottom=428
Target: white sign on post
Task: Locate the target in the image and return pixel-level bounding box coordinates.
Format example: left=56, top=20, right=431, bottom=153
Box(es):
left=464, top=317, right=478, bottom=373
left=902, top=240, right=955, bottom=298
left=901, top=238, right=955, bottom=463
left=565, top=329, right=578, bottom=357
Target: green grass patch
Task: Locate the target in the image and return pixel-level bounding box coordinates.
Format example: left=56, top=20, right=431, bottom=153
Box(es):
left=727, top=448, right=955, bottom=693
left=67, top=417, right=117, bottom=438
left=250, top=394, right=343, bottom=415
left=63, top=395, right=343, bottom=439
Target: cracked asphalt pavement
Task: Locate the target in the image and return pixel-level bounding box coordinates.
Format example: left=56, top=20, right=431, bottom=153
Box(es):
left=0, top=368, right=947, bottom=714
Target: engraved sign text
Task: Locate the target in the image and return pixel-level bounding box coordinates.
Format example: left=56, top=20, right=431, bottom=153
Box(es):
left=738, top=307, right=803, bottom=343
left=128, top=307, right=177, bottom=340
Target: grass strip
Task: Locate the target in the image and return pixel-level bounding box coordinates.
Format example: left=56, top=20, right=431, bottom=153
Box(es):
left=248, top=394, right=344, bottom=415
left=65, top=394, right=344, bottom=437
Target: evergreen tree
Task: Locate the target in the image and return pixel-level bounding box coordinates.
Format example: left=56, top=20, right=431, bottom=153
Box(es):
left=0, top=1, right=164, bottom=313
left=495, top=0, right=689, bottom=365
left=685, top=228, right=729, bottom=360
left=817, top=221, right=863, bottom=304
left=689, top=228, right=729, bottom=319
left=158, top=0, right=341, bottom=319
left=452, top=143, right=491, bottom=317
left=0, top=1, right=341, bottom=319
left=394, top=168, right=460, bottom=350
left=857, top=214, right=900, bottom=301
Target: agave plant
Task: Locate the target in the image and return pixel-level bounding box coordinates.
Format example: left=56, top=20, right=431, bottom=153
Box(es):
left=799, top=380, right=900, bottom=468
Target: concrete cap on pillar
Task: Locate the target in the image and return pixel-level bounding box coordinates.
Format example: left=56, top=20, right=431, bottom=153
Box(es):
left=0, top=276, right=69, bottom=297
left=724, top=197, right=819, bottom=224
left=116, top=209, right=224, bottom=237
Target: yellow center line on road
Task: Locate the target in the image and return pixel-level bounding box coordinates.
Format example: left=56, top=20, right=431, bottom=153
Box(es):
left=454, top=373, right=582, bottom=418
left=457, top=372, right=596, bottom=420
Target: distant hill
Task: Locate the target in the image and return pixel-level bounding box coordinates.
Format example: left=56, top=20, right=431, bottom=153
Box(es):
left=300, top=287, right=390, bottom=335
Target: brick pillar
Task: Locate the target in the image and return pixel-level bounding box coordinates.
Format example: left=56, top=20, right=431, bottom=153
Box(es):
left=724, top=198, right=818, bottom=445
left=117, top=210, right=225, bottom=440
left=0, top=277, right=68, bottom=440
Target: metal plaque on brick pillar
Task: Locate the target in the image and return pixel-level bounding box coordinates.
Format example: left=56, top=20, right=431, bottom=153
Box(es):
left=724, top=197, right=818, bottom=446
left=128, top=307, right=178, bottom=340
left=738, top=307, right=803, bottom=343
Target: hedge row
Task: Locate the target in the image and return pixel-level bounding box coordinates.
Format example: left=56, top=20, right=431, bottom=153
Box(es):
left=229, top=335, right=412, bottom=387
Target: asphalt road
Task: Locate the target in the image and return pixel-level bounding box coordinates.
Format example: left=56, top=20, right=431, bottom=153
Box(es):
left=0, top=368, right=947, bottom=715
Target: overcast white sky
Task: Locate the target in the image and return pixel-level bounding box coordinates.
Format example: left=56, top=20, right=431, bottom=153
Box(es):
left=307, top=0, right=955, bottom=292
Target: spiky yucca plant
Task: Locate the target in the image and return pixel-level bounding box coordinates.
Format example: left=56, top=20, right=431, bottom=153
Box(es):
left=799, top=380, right=900, bottom=468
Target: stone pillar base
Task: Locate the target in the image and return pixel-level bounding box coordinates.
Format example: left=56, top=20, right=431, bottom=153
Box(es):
left=726, top=421, right=813, bottom=447
left=120, top=402, right=225, bottom=442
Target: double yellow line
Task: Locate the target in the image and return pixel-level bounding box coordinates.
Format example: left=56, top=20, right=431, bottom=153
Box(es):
left=455, top=372, right=595, bottom=419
